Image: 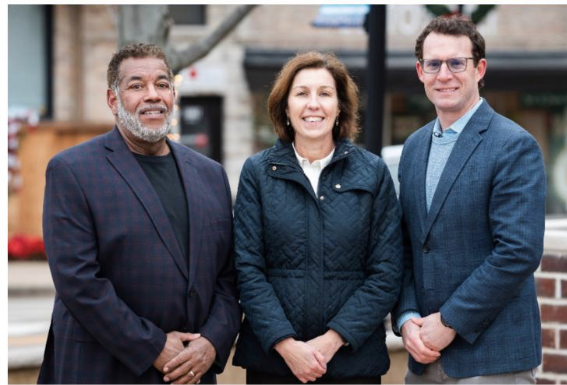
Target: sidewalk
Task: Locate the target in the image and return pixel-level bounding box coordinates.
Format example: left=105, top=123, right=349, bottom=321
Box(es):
left=8, top=261, right=54, bottom=375
left=8, top=260, right=54, bottom=296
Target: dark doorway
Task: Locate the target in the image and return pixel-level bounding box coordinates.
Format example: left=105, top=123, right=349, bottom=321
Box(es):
left=178, top=96, right=223, bottom=163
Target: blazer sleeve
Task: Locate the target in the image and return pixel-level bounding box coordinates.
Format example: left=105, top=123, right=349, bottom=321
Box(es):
left=327, top=163, right=404, bottom=351
left=440, top=131, right=546, bottom=344
left=198, top=167, right=242, bottom=373
left=234, top=158, right=298, bottom=353
left=43, top=156, right=166, bottom=376
left=391, top=144, right=421, bottom=335
left=391, top=215, right=421, bottom=335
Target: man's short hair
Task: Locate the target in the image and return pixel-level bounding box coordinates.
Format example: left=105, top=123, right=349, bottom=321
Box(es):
left=415, top=16, right=486, bottom=88
left=268, top=51, right=360, bottom=143
left=107, top=43, right=173, bottom=90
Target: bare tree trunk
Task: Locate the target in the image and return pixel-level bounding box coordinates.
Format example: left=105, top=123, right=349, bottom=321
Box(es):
left=118, top=5, right=172, bottom=48
left=117, top=5, right=257, bottom=73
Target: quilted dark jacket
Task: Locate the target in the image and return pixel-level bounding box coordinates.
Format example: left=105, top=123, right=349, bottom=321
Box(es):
left=232, top=139, right=403, bottom=379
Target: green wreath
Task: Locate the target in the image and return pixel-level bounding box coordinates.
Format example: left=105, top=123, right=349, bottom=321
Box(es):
left=425, top=5, right=496, bottom=24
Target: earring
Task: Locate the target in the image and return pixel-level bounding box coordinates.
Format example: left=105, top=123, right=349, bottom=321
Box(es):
left=287, top=117, right=290, bottom=126
left=335, top=117, right=339, bottom=127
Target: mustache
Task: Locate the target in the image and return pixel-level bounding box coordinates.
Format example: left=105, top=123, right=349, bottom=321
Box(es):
left=136, top=104, right=168, bottom=114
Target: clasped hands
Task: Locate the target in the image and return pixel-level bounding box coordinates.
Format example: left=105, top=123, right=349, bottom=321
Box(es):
left=400, top=312, right=456, bottom=364
left=274, top=329, right=344, bottom=383
left=153, top=331, right=216, bottom=384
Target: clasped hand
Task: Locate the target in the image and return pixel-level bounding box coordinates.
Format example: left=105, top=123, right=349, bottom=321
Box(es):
left=400, top=312, right=456, bottom=364
left=153, top=331, right=216, bottom=384
left=275, top=330, right=344, bottom=383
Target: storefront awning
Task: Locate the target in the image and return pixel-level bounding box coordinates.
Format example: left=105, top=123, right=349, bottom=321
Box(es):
left=244, top=48, right=567, bottom=93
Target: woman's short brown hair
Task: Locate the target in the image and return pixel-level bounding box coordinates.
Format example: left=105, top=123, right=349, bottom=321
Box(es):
left=268, top=51, right=360, bottom=143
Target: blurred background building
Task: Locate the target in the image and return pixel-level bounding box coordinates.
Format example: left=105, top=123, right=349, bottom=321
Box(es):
left=9, top=5, right=567, bottom=221
left=7, top=4, right=567, bottom=384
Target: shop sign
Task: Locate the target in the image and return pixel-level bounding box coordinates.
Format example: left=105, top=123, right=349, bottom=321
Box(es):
left=312, top=5, right=370, bottom=28
left=521, top=93, right=567, bottom=108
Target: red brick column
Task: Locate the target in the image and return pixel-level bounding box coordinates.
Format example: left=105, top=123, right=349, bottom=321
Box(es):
left=535, top=223, right=567, bottom=384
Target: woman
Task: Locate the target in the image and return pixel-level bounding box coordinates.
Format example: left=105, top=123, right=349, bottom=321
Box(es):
left=232, top=51, right=402, bottom=384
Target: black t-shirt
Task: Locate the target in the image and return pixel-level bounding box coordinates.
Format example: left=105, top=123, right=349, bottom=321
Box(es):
left=134, top=151, right=189, bottom=267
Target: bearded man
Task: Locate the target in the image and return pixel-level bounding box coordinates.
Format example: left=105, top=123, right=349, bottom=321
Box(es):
left=38, top=43, right=241, bottom=384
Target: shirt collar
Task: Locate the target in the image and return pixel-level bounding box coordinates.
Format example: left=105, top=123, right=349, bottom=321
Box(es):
left=292, top=142, right=335, bottom=170
left=433, top=97, right=484, bottom=136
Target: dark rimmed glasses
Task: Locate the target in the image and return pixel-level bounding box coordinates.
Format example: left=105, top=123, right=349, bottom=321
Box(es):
left=419, top=57, right=475, bottom=74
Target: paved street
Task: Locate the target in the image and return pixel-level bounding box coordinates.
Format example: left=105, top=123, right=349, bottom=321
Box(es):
left=8, top=295, right=53, bottom=369
left=8, top=261, right=54, bottom=371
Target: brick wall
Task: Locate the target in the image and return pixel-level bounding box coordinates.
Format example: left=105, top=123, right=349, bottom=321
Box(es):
left=536, top=219, right=567, bottom=384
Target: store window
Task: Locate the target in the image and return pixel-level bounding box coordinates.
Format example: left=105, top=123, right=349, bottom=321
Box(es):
left=8, top=4, right=52, bottom=118
left=169, top=5, right=206, bottom=26
left=178, top=96, right=223, bottom=163
left=517, top=92, right=567, bottom=215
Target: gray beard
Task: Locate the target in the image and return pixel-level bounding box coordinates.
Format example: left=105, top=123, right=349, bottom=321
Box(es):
left=116, top=99, right=172, bottom=143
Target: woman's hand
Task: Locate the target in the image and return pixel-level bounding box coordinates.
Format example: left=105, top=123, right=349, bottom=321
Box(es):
left=306, top=329, right=344, bottom=364
left=274, top=338, right=327, bottom=383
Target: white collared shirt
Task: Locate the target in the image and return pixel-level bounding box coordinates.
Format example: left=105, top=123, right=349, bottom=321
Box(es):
left=292, top=143, right=335, bottom=195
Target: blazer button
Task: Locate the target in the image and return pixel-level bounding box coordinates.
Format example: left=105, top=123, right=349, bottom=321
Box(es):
left=335, top=184, right=341, bottom=189
left=271, top=165, right=277, bottom=171
left=189, top=289, right=196, bottom=297
left=319, top=195, right=325, bottom=200
left=423, top=246, right=430, bottom=254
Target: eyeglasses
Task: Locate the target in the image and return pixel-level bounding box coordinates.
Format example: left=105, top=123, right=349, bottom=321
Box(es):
left=419, top=57, right=475, bottom=74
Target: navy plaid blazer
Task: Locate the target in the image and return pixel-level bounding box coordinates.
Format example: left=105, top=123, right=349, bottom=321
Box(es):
left=38, top=127, right=241, bottom=383
left=392, top=101, right=545, bottom=378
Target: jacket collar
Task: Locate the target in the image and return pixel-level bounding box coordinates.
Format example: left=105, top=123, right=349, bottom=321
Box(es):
left=267, top=138, right=355, bottom=167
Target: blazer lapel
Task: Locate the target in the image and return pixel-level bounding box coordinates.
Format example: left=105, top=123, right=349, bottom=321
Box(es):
left=423, top=101, right=494, bottom=239
left=408, top=123, right=433, bottom=242
left=104, top=128, right=189, bottom=279
left=169, top=142, right=202, bottom=287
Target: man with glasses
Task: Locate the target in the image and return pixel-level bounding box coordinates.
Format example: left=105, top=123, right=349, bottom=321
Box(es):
left=393, top=16, right=545, bottom=383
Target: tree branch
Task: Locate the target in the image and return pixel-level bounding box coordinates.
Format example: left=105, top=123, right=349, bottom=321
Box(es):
left=167, top=5, right=257, bottom=73
left=118, top=5, right=172, bottom=48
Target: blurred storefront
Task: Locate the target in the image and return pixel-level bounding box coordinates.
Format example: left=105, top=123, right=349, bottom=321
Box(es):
left=245, top=48, right=567, bottom=215
left=8, top=4, right=567, bottom=238
left=7, top=5, right=567, bottom=383
left=241, top=5, right=567, bottom=216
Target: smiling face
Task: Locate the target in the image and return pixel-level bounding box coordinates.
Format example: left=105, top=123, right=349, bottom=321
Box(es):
left=107, top=57, right=175, bottom=143
left=417, top=33, right=486, bottom=127
left=286, top=68, right=340, bottom=146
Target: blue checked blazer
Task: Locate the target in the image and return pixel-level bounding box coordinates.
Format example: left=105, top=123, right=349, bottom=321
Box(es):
left=392, top=101, right=545, bottom=378
left=38, top=127, right=241, bottom=384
